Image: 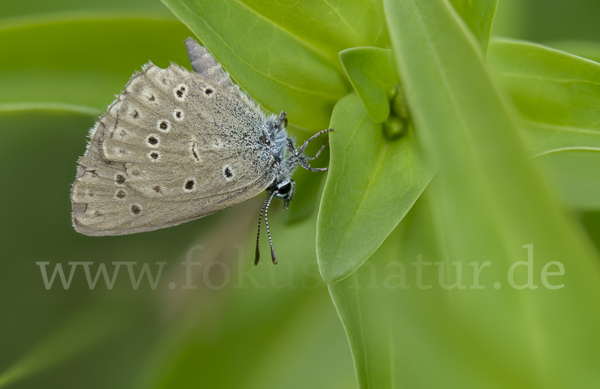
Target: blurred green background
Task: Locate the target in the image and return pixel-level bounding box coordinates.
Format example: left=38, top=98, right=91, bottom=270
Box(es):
left=1, top=0, right=600, bottom=388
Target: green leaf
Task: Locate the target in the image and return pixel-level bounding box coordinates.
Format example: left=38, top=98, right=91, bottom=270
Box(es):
left=0, top=17, right=193, bottom=113
left=536, top=150, right=600, bottom=210
left=488, top=38, right=600, bottom=156
left=329, top=195, right=508, bottom=388
left=488, top=39, right=600, bottom=209
left=489, top=0, right=526, bottom=39
left=0, top=1, right=173, bottom=22
left=339, top=47, right=397, bottom=123
left=328, top=231, right=400, bottom=389
left=546, top=40, right=600, bottom=63
left=360, top=0, right=600, bottom=386
left=449, top=0, right=498, bottom=52
left=317, top=93, right=432, bottom=284
left=160, top=0, right=351, bottom=130
left=229, top=0, right=388, bottom=57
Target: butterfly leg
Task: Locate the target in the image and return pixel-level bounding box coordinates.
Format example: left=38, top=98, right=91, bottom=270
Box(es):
left=306, top=141, right=329, bottom=161
left=295, top=129, right=333, bottom=172
left=298, top=159, right=328, bottom=172
left=297, top=128, right=334, bottom=155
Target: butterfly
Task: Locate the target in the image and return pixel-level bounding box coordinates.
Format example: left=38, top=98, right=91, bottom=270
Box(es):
left=71, top=38, right=331, bottom=265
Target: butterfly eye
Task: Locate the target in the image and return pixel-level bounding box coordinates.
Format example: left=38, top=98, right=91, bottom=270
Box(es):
left=278, top=182, right=292, bottom=195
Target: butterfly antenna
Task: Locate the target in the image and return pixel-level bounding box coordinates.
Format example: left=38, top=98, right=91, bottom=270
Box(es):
left=264, top=192, right=278, bottom=264
left=254, top=195, right=270, bottom=266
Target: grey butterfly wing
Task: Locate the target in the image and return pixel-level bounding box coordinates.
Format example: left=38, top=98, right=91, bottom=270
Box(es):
left=72, top=54, right=276, bottom=236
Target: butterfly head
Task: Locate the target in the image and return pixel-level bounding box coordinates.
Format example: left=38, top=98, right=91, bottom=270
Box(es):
left=270, top=177, right=295, bottom=210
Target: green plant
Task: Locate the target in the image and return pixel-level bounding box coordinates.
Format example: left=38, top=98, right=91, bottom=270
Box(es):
left=2, top=0, right=600, bottom=388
